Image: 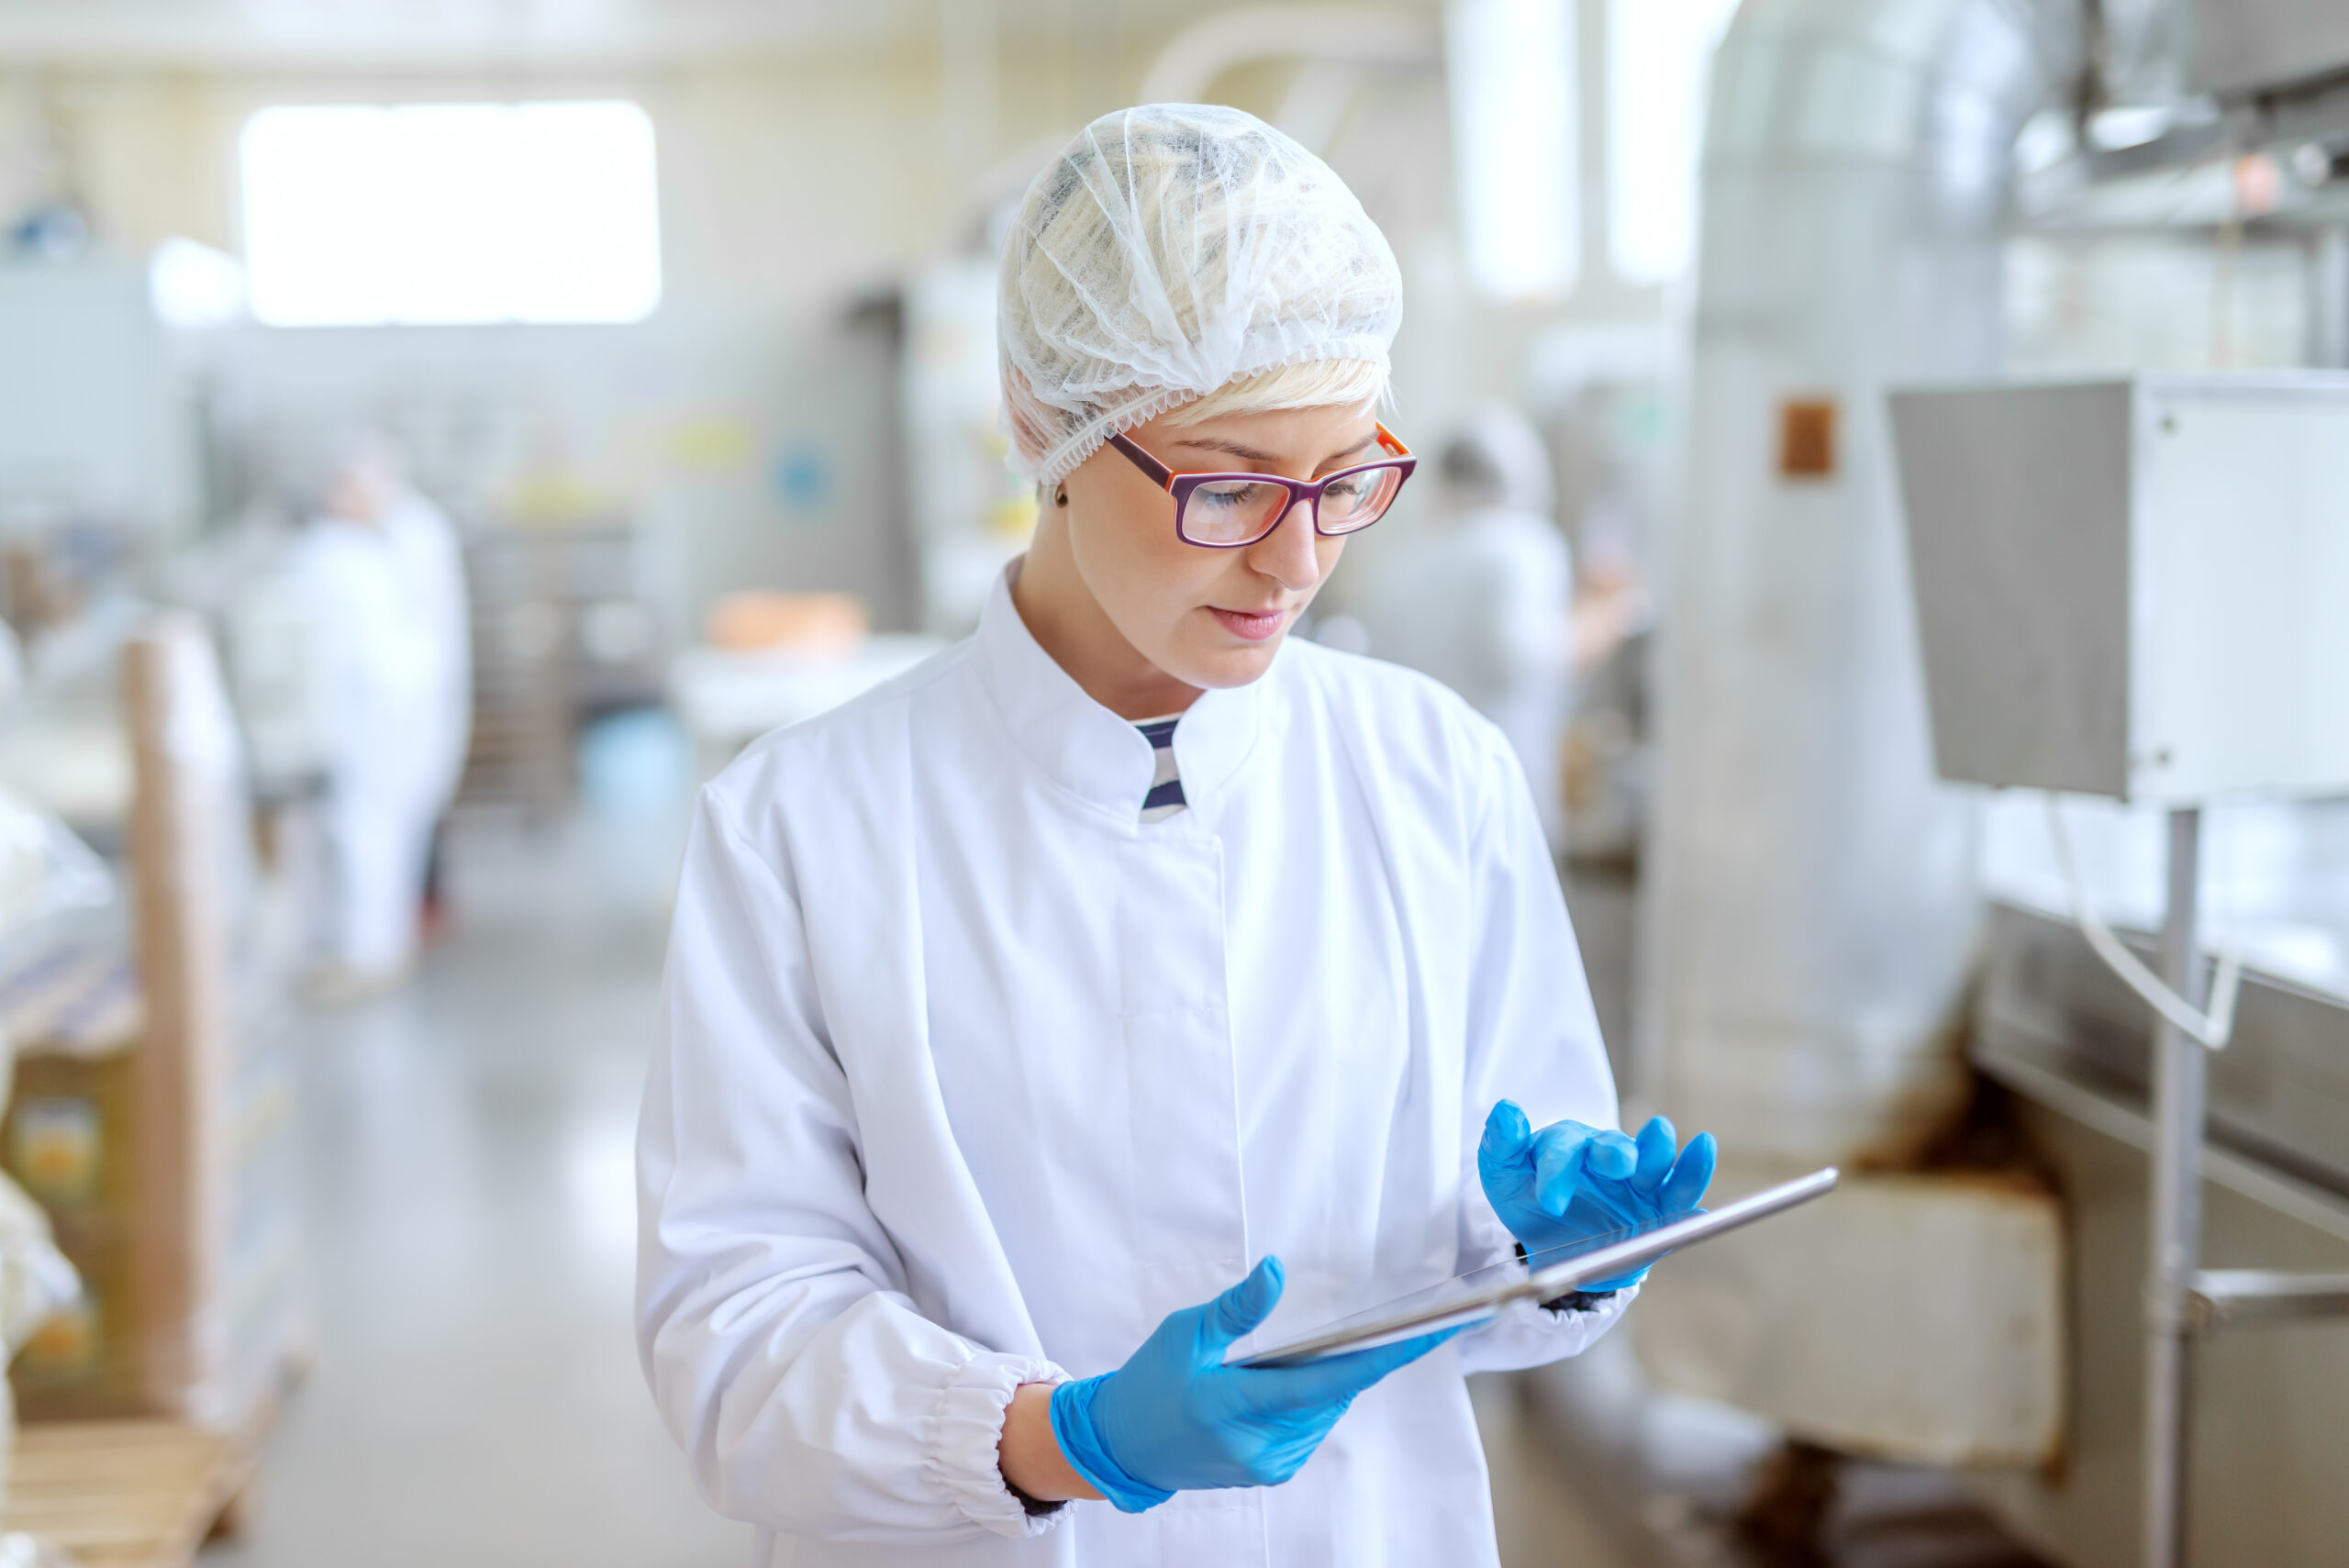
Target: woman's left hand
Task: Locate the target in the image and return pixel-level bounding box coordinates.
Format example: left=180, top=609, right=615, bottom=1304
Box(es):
left=1476, top=1101, right=1717, bottom=1290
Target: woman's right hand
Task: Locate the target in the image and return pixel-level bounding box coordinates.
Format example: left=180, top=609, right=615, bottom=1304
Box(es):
left=1044, top=1257, right=1456, bottom=1512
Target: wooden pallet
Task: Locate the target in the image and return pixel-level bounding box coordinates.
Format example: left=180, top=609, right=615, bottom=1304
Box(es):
left=0, top=1420, right=254, bottom=1568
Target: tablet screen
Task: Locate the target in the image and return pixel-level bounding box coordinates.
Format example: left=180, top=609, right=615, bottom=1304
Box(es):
left=1229, top=1167, right=1838, bottom=1368
left=1231, top=1216, right=1687, bottom=1367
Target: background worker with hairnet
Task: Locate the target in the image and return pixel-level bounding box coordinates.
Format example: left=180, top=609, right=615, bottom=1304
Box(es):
left=299, top=437, right=472, bottom=997
left=636, top=104, right=1714, bottom=1566
left=1357, top=405, right=1576, bottom=849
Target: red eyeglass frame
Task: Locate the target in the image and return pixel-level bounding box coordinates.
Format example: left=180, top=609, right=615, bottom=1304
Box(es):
left=1104, top=422, right=1418, bottom=548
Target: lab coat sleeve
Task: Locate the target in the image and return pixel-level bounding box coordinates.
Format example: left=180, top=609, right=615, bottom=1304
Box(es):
left=637, top=789, right=1067, bottom=1542
left=1449, top=719, right=1637, bottom=1374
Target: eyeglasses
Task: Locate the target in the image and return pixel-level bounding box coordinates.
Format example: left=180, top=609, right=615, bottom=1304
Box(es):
left=1106, top=423, right=1417, bottom=549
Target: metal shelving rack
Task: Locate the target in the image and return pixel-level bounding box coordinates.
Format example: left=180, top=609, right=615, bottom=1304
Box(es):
left=459, top=518, right=667, bottom=818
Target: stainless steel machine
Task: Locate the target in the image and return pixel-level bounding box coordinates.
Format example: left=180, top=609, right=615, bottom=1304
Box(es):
left=1891, top=373, right=2349, bottom=1568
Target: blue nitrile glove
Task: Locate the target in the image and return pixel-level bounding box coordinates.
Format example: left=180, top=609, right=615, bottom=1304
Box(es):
left=1048, top=1256, right=1459, bottom=1513
left=1477, top=1100, right=1718, bottom=1291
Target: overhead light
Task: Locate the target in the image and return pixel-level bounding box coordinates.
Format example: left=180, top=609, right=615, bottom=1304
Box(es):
left=240, top=100, right=662, bottom=328
left=1606, top=0, right=1742, bottom=285
left=1446, top=0, right=1579, bottom=303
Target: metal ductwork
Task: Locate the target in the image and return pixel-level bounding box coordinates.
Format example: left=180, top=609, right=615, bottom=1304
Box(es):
left=1641, top=0, right=2083, bottom=1164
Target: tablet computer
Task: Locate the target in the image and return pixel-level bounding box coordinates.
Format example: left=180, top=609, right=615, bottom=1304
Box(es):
left=1228, top=1166, right=1839, bottom=1368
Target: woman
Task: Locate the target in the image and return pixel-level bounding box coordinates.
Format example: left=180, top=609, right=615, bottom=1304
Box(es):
left=637, top=105, right=1714, bottom=1566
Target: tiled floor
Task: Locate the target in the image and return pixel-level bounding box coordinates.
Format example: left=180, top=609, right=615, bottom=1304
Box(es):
left=199, top=806, right=1619, bottom=1567
left=201, top=809, right=746, bottom=1567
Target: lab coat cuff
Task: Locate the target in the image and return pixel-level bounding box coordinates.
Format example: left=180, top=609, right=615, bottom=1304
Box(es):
left=926, top=1351, right=1071, bottom=1540
left=1523, top=1279, right=1635, bottom=1339
left=1461, top=1280, right=1636, bottom=1373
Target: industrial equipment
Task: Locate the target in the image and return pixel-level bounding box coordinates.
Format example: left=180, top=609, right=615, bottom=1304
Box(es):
left=1892, top=374, right=2349, bottom=806
left=0, top=260, right=186, bottom=541
left=1892, top=373, right=2349, bottom=1568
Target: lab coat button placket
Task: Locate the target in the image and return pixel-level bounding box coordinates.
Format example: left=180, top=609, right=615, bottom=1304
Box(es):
left=1116, top=831, right=1248, bottom=1309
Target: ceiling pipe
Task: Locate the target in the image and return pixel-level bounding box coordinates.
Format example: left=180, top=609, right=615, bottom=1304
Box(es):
left=1137, top=4, right=1439, bottom=149
left=945, top=5, right=1439, bottom=244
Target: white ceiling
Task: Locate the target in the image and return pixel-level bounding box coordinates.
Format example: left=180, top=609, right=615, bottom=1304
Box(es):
left=0, top=2, right=1448, bottom=80
left=0, top=0, right=956, bottom=67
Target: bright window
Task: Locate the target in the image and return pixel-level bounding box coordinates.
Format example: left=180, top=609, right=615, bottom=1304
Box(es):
left=241, top=101, right=662, bottom=327
left=1447, top=0, right=1580, bottom=303
left=1607, top=0, right=1742, bottom=284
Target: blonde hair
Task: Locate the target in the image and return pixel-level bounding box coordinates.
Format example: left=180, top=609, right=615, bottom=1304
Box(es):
left=1161, top=359, right=1387, bottom=428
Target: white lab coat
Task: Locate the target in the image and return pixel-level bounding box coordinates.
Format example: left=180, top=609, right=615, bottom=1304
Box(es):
left=638, top=567, right=1627, bottom=1567
left=300, top=517, right=442, bottom=974
left=1358, top=508, right=1574, bottom=847
left=380, top=490, right=473, bottom=815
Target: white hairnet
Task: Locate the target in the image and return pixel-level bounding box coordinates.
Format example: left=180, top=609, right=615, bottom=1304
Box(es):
left=997, top=104, right=1404, bottom=486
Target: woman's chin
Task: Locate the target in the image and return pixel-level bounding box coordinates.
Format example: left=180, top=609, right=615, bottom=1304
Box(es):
left=1164, top=635, right=1286, bottom=691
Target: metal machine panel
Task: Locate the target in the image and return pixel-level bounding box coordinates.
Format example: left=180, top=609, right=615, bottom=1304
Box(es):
left=1889, top=373, right=2349, bottom=804
left=1888, top=381, right=2133, bottom=797
left=2186, top=0, right=2349, bottom=96
left=2136, top=382, right=2349, bottom=803
left=1977, top=901, right=2349, bottom=1198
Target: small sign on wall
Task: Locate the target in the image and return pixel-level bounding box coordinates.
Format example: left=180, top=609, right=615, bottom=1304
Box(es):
left=1779, top=397, right=1838, bottom=479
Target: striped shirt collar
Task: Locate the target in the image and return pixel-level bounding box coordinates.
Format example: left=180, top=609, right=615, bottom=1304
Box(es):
left=1136, top=717, right=1187, bottom=823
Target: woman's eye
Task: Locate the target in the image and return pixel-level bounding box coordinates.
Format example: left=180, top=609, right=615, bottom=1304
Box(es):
left=1197, top=483, right=1266, bottom=510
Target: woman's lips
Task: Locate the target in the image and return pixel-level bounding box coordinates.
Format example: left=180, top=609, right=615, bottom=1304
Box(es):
left=1208, top=606, right=1288, bottom=641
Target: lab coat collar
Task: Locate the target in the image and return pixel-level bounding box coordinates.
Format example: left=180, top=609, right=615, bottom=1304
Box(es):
left=974, top=564, right=1264, bottom=825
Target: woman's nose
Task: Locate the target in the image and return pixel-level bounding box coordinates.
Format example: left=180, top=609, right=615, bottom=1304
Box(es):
left=1246, top=497, right=1324, bottom=593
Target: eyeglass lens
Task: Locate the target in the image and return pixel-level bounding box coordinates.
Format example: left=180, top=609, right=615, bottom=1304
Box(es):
left=1179, top=465, right=1407, bottom=546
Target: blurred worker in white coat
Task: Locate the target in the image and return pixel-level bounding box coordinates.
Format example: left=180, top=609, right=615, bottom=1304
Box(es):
left=380, top=474, right=473, bottom=831
left=637, top=106, right=1714, bottom=1567
left=299, top=438, right=472, bottom=995
left=1356, top=406, right=1575, bottom=847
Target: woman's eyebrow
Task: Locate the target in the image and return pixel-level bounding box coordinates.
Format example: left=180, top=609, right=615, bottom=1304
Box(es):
left=1165, top=436, right=1283, bottom=464
left=1165, top=432, right=1380, bottom=469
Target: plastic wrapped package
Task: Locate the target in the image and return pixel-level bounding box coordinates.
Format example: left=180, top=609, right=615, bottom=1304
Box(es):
left=6, top=1051, right=134, bottom=1414
left=0, top=617, right=300, bottom=1443
left=0, top=788, right=133, bottom=1115
left=0, top=595, right=154, bottom=834
left=0, top=797, right=90, bottom=1516
left=0, top=1180, right=77, bottom=1363
left=0, top=790, right=114, bottom=958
